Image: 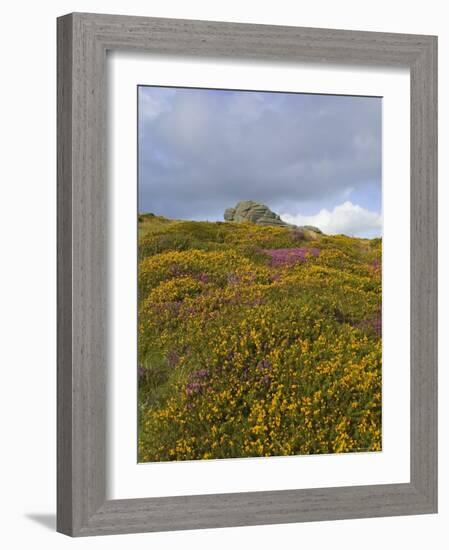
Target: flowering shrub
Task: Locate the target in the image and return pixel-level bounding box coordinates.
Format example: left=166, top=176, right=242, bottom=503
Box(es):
left=263, top=247, right=320, bottom=266
left=138, top=217, right=382, bottom=461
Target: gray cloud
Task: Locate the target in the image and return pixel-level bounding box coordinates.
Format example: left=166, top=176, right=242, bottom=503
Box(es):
left=138, top=87, right=381, bottom=225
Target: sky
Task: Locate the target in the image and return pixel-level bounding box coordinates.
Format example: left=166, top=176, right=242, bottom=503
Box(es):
left=138, top=86, right=382, bottom=238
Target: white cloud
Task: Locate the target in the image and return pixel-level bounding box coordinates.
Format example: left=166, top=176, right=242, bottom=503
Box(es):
left=139, top=88, right=175, bottom=121
left=280, top=201, right=382, bottom=238
left=139, top=88, right=382, bottom=221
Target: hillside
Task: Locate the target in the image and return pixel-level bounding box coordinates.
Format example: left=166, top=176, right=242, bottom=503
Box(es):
left=138, top=214, right=382, bottom=461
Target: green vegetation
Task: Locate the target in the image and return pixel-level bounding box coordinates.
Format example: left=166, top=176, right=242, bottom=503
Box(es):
left=138, top=215, right=382, bottom=462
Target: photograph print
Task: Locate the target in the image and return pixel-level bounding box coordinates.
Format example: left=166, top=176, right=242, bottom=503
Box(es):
left=137, top=85, right=382, bottom=462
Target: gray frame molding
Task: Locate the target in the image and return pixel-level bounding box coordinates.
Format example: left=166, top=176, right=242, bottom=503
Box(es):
left=57, top=12, right=438, bottom=537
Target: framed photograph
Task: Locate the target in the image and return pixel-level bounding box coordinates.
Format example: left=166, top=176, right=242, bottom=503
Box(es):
left=57, top=12, right=437, bottom=536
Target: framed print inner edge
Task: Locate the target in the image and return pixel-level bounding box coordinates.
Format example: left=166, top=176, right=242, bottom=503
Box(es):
left=110, top=54, right=409, bottom=498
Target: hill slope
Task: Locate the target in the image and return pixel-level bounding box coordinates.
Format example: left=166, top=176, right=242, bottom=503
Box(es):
left=138, top=215, right=382, bottom=461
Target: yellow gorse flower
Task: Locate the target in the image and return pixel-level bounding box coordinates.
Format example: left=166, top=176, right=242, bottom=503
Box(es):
left=137, top=218, right=382, bottom=462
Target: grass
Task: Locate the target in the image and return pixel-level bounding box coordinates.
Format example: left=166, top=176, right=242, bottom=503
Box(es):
left=137, top=215, right=382, bottom=462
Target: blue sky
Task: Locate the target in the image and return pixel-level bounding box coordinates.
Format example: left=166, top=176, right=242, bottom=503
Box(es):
left=138, top=86, right=382, bottom=237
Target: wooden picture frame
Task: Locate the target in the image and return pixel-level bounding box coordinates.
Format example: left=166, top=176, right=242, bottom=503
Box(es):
left=57, top=12, right=438, bottom=536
